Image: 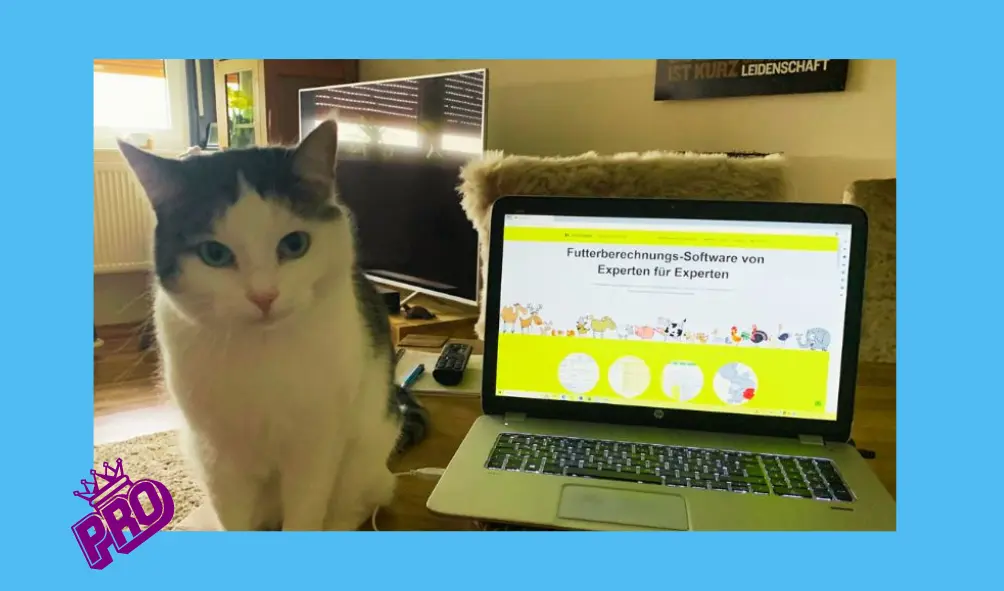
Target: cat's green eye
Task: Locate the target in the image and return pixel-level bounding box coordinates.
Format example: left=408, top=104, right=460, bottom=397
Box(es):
left=196, top=241, right=236, bottom=268
left=277, top=231, right=311, bottom=261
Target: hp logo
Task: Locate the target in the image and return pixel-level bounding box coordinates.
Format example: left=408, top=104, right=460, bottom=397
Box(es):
left=654, top=410, right=665, bottom=419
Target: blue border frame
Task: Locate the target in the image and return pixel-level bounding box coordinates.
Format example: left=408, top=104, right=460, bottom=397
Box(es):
left=1, top=0, right=999, bottom=586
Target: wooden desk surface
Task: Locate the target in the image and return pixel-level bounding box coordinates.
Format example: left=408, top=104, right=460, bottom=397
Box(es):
left=378, top=357, right=896, bottom=531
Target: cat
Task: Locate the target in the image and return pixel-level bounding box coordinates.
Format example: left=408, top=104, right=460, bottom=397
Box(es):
left=118, top=119, right=427, bottom=531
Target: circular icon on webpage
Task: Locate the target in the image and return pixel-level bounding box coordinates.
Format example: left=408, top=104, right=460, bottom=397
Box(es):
left=661, top=361, right=705, bottom=402
left=607, top=356, right=651, bottom=399
left=712, top=362, right=759, bottom=405
left=557, top=353, right=600, bottom=395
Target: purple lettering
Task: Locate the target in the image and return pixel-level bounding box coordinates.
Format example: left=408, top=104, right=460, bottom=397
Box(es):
left=100, top=496, right=142, bottom=551
left=71, top=513, right=114, bottom=570
left=99, top=479, right=176, bottom=555
left=74, top=478, right=175, bottom=568
left=129, top=479, right=175, bottom=528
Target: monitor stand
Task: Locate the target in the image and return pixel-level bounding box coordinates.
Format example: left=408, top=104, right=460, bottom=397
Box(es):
left=384, top=289, right=478, bottom=347
left=400, top=290, right=421, bottom=307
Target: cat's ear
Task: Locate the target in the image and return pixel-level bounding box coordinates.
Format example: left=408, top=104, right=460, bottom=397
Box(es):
left=117, top=140, right=183, bottom=207
left=292, top=118, right=339, bottom=186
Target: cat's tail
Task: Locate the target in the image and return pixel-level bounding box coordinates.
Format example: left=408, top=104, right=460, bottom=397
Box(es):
left=393, top=385, right=430, bottom=455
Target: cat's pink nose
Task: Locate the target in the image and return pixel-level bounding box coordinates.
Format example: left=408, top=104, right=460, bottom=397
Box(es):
left=247, top=290, right=278, bottom=315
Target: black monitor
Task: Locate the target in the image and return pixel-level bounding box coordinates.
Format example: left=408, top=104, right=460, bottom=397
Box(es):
left=299, top=69, right=488, bottom=305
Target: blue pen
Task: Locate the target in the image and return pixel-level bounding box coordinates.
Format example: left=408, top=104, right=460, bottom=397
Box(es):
left=402, top=363, right=425, bottom=390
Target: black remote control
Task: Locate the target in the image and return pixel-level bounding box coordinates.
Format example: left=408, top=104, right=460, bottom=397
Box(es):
left=433, top=342, right=473, bottom=386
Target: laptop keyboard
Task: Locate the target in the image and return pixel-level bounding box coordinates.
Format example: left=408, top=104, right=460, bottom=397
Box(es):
left=486, top=433, right=854, bottom=502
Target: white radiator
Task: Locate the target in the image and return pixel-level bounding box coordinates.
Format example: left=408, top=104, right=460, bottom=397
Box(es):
left=94, top=154, right=156, bottom=274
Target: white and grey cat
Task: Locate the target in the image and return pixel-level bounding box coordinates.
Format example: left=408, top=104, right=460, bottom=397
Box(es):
left=119, top=120, right=426, bottom=531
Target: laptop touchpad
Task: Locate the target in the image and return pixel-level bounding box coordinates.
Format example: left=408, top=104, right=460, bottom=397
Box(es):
left=557, top=484, right=690, bottom=531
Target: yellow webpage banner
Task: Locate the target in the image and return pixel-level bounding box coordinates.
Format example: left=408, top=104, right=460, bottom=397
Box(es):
left=503, top=226, right=838, bottom=252
left=495, top=334, right=834, bottom=420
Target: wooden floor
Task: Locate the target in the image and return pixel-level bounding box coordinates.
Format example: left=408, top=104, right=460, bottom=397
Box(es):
left=94, top=324, right=180, bottom=445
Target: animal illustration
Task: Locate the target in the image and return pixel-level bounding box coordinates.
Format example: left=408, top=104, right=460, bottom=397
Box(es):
left=500, top=303, right=527, bottom=333
left=634, top=325, right=657, bottom=340
left=750, top=324, right=769, bottom=344
left=575, top=316, right=590, bottom=335
left=657, top=317, right=687, bottom=340
left=656, top=318, right=670, bottom=339
left=541, top=320, right=554, bottom=335
left=718, top=363, right=758, bottom=404
left=729, top=326, right=742, bottom=344
left=617, top=325, right=634, bottom=339
left=589, top=315, right=617, bottom=338
left=776, top=324, right=790, bottom=346
left=796, top=327, right=832, bottom=351
left=693, top=330, right=714, bottom=344
left=550, top=326, right=571, bottom=336
left=519, top=303, right=543, bottom=333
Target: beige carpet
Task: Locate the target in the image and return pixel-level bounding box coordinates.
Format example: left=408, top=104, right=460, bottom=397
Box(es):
left=94, top=430, right=205, bottom=531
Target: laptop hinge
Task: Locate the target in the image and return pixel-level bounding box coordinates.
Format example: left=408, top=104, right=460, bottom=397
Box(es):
left=504, top=412, right=527, bottom=423
left=798, top=434, right=825, bottom=446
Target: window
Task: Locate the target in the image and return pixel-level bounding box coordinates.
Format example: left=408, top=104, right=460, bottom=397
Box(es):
left=93, top=59, right=190, bottom=151
left=442, top=71, right=485, bottom=153
left=311, top=121, right=422, bottom=149
left=302, top=71, right=485, bottom=156
left=440, top=133, right=482, bottom=154
left=94, top=60, right=170, bottom=129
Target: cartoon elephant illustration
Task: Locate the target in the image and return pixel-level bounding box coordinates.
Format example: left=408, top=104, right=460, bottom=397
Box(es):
left=796, top=328, right=832, bottom=352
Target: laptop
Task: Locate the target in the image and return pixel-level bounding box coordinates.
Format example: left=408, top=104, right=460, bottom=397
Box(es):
left=426, top=195, right=896, bottom=531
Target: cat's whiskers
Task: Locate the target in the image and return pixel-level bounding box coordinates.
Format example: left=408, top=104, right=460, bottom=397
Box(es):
left=110, top=316, right=161, bottom=383
left=115, top=283, right=153, bottom=317
left=112, top=346, right=158, bottom=383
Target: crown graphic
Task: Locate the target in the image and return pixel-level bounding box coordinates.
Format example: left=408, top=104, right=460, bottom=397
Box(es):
left=74, top=458, right=133, bottom=509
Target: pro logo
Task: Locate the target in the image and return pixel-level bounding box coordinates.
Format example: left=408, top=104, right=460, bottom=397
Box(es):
left=71, top=458, right=175, bottom=570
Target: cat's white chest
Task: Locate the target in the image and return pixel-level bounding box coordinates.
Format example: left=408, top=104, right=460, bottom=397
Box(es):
left=157, top=296, right=368, bottom=460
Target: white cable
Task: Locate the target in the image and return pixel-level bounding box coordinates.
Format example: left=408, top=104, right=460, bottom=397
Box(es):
left=370, top=467, right=446, bottom=531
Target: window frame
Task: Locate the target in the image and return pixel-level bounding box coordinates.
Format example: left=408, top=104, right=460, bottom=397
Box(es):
left=93, top=59, right=191, bottom=152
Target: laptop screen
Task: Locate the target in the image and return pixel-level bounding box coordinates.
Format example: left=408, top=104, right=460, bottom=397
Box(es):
left=493, top=213, right=853, bottom=422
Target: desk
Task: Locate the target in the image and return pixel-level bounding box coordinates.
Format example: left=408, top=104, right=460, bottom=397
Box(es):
left=376, top=360, right=896, bottom=531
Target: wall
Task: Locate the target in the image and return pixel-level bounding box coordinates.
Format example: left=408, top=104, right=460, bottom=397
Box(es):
left=359, top=60, right=895, bottom=203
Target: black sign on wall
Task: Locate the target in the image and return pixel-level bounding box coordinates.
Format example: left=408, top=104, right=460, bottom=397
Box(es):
left=654, top=59, right=850, bottom=101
